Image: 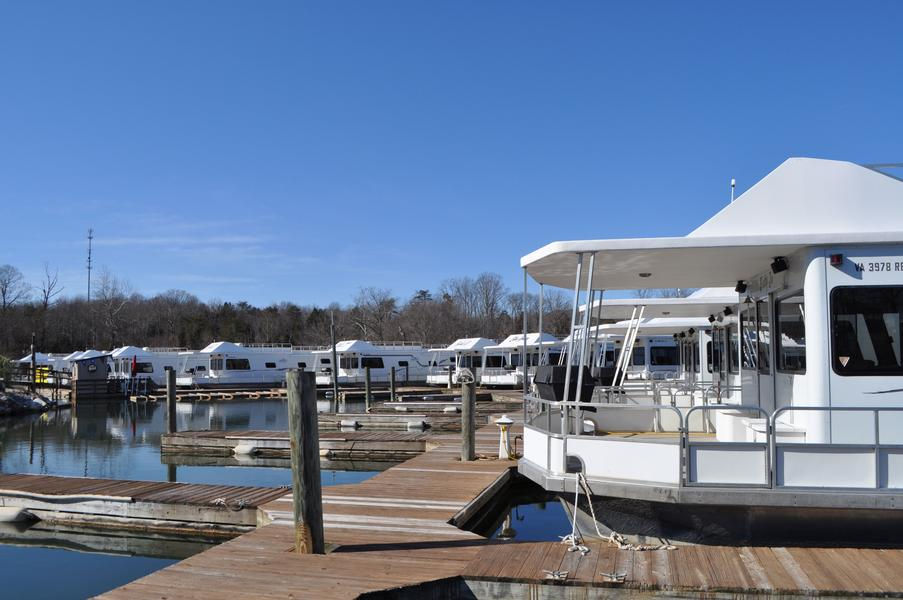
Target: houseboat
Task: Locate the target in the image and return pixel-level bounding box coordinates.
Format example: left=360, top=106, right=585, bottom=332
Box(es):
left=425, top=338, right=498, bottom=385
left=519, top=157, right=903, bottom=545
left=313, top=340, right=433, bottom=386
left=479, top=333, right=563, bottom=387
left=176, top=342, right=320, bottom=388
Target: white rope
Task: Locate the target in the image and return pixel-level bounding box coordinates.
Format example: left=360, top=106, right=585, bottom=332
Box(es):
left=561, top=472, right=676, bottom=553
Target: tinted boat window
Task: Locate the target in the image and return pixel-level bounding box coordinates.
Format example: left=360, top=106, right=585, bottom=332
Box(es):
left=650, top=346, right=678, bottom=366
left=832, top=286, right=903, bottom=376
left=757, top=301, right=771, bottom=374
left=776, top=294, right=806, bottom=373
left=225, top=358, right=251, bottom=370
left=361, top=357, right=384, bottom=369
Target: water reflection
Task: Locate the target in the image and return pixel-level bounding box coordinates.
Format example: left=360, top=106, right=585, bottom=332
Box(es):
left=0, top=397, right=371, bottom=486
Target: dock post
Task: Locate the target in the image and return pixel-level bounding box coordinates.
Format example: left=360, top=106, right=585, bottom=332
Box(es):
left=30, top=332, right=36, bottom=394
left=462, top=378, right=476, bottom=461
left=166, top=368, right=177, bottom=434
left=447, top=367, right=453, bottom=389
left=389, top=366, right=396, bottom=402
left=286, top=370, right=325, bottom=554
left=364, top=366, right=372, bottom=412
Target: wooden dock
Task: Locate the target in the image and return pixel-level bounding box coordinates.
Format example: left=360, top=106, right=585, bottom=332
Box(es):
left=162, top=429, right=433, bottom=462
left=96, top=420, right=903, bottom=598
left=0, top=473, right=287, bottom=536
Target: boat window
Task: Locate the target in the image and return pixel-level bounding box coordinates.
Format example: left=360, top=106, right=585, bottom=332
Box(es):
left=398, top=361, right=408, bottom=367
left=740, top=306, right=757, bottom=370
left=776, top=294, right=806, bottom=373
left=320, top=358, right=330, bottom=365
left=693, top=342, right=699, bottom=373
left=485, top=355, right=504, bottom=368
left=632, top=347, right=646, bottom=366
left=726, top=326, right=739, bottom=374
left=340, top=357, right=359, bottom=369
left=225, top=358, right=251, bottom=370
left=461, top=355, right=483, bottom=368
left=196, top=365, right=206, bottom=372
left=265, top=362, right=277, bottom=369
left=650, top=346, right=678, bottom=366
left=210, top=358, right=223, bottom=370
left=547, top=352, right=561, bottom=365
left=706, top=341, right=713, bottom=373
left=297, top=362, right=307, bottom=369
left=756, top=301, right=771, bottom=374
left=137, top=362, right=154, bottom=374
left=361, top=357, right=384, bottom=369
left=831, top=286, right=903, bottom=376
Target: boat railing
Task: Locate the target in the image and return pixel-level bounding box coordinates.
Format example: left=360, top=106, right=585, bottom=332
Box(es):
left=523, top=395, right=903, bottom=492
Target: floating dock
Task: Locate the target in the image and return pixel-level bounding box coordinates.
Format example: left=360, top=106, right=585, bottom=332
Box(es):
left=0, top=474, right=287, bottom=536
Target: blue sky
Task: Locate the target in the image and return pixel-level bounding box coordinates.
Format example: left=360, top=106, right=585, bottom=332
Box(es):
left=1, top=1, right=901, bottom=306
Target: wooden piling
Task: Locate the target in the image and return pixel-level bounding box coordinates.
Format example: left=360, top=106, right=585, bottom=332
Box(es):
left=364, top=366, right=372, bottom=412
left=389, top=366, right=396, bottom=402
left=30, top=332, right=36, bottom=394
left=461, top=379, right=476, bottom=461
left=330, top=311, right=339, bottom=402
left=286, top=369, right=325, bottom=554
left=166, top=368, right=177, bottom=434
left=447, top=367, right=453, bottom=389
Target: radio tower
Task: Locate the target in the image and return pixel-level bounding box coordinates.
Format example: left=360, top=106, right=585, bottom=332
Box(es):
left=87, top=229, right=94, bottom=347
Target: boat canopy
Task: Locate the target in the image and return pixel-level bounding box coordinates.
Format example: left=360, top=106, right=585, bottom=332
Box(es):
left=522, top=158, right=903, bottom=290
left=585, top=287, right=739, bottom=319
left=594, top=317, right=712, bottom=336
left=444, top=337, right=497, bottom=352
left=486, top=333, right=561, bottom=351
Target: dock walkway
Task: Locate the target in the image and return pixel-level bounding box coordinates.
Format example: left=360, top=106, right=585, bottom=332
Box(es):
left=0, top=473, right=287, bottom=535
left=100, top=422, right=903, bottom=598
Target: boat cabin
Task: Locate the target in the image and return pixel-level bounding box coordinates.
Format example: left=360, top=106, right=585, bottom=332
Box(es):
left=479, top=333, right=564, bottom=387
left=519, top=158, right=903, bottom=513
left=425, top=338, right=498, bottom=385
left=313, top=340, right=432, bottom=386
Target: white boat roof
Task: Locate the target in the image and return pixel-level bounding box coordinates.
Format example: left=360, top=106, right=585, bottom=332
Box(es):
left=110, top=345, right=151, bottom=358
left=16, top=352, right=52, bottom=364
left=199, top=341, right=244, bottom=354
left=522, top=158, right=903, bottom=289
left=585, top=287, right=739, bottom=319
left=65, top=349, right=104, bottom=361
left=445, top=337, right=497, bottom=351
left=596, top=317, right=712, bottom=336
left=486, top=333, right=562, bottom=350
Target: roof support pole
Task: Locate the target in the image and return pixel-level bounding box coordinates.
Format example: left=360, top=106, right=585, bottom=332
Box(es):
left=522, top=267, right=529, bottom=424
left=611, top=306, right=637, bottom=388
left=592, top=289, right=605, bottom=368
left=574, top=253, right=596, bottom=436
left=561, top=253, right=584, bottom=435
left=618, top=306, right=646, bottom=388
left=538, top=284, right=544, bottom=365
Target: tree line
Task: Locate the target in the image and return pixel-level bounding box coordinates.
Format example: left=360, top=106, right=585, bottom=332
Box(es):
left=0, top=265, right=574, bottom=358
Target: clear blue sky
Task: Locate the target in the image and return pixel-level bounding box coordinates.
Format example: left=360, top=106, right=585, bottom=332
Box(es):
left=1, top=1, right=901, bottom=306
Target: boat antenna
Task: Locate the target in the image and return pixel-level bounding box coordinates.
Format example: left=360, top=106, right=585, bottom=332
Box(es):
left=87, top=228, right=94, bottom=348
left=730, top=178, right=736, bottom=203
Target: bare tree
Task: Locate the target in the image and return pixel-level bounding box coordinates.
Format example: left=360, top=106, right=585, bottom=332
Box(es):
left=633, top=288, right=656, bottom=298
left=95, top=268, right=132, bottom=348
left=39, top=263, right=63, bottom=310
left=0, top=264, right=29, bottom=310
left=474, top=272, right=506, bottom=325
left=658, top=288, right=697, bottom=298
left=349, top=287, right=398, bottom=340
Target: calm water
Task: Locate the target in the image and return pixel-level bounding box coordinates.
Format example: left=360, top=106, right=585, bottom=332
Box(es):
left=0, top=398, right=375, bottom=599
left=489, top=499, right=572, bottom=542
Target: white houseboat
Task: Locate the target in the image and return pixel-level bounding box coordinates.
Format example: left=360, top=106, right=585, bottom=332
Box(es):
left=176, top=342, right=320, bottom=388
left=425, top=338, right=498, bottom=385
left=313, top=340, right=433, bottom=386
left=479, top=333, right=563, bottom=387
left=519, top=157, right=903, bottom=545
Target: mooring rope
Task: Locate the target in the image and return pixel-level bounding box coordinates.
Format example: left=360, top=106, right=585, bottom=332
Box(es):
left=561, top=472, right=676, bottom=553
left=211, top=497, right=248, bottom=511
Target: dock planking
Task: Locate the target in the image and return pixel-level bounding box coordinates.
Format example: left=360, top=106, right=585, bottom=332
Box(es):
left=0, top=473, right=288, bottom=533
left=100, top=419, right=903, bottom=599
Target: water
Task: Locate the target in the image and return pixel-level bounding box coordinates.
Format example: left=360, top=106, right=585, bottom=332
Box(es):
left=0, top=398, right=377, bottom=598
left=490, top=499, right=572, bottom=542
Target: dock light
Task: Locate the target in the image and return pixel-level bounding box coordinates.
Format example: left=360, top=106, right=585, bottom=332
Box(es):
left=830, top=253, right=844, bottom=267
left=735, top=281, right=747, bottom=294
left=771, top=257, right=788, bottom=274
left=495, top=415, right=515, bottom=460
left=723, top=306, right=733, bottom=316
left=708, top=315, right=716, bottom=323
